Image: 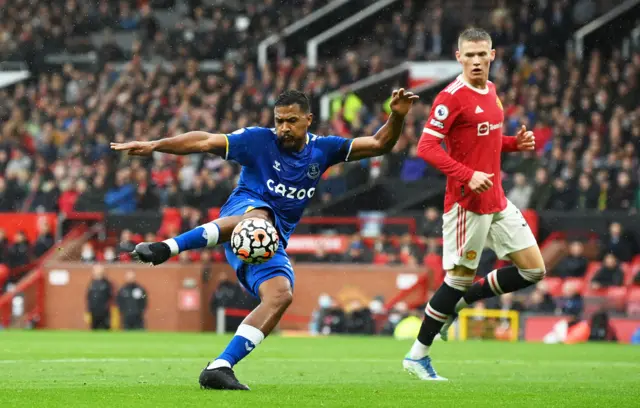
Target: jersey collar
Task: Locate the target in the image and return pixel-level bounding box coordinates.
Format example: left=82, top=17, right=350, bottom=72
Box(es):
left=458, top=74, right=490, bottom=95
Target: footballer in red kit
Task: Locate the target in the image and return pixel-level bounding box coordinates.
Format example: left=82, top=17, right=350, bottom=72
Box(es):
left=403, top=28, right=547, bottom=381
left=422, top=77, right=511, bottom=215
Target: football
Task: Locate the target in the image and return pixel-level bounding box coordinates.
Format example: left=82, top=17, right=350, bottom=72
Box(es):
left=230, top=217, right=279, bottom=264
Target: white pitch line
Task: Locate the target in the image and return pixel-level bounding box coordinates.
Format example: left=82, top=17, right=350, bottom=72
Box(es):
left=0, top=357, right=638, bottom=368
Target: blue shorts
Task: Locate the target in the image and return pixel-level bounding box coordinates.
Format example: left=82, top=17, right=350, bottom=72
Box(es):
left=219, top=197, right=294, bottom=299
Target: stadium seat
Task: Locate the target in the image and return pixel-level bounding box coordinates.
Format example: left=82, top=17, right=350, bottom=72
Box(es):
left=546, top=277, right=564, bottom=297
left=583, top=286, right=607, bottom=297
left=605, top=287, right=628, bottom=310
left=625, top=263, right=638, bottom=286
left=626, top=287, right=640, bottom=316
left=628, top=287, right=640, bottom=301
left=373, top=253, right=390, bottom=265
left=564, top=277, right=586, bottom=294
left=207, top=208, right=221, bottom=221
left=583, top=262, right=601, bottom=283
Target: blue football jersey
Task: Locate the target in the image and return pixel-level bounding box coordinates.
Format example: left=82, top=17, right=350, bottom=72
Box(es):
left=222, top=126, right=353, bottom=247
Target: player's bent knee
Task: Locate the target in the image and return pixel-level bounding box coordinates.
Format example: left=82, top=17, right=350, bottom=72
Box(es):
left=518, top=267, right=545, bottom=283
left=444, top=272, right=474, bottom=292
left=263, top=288, right=293, bottom=310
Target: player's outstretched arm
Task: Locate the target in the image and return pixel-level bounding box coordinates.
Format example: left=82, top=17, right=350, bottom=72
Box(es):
left=110, top=131, right=228, bottom=157
left=347, top=89, right=419, bottom=161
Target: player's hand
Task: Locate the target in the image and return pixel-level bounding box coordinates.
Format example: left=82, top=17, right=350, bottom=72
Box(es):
left=515, top=125, right=535, bottom=151
left=468, top=171, right=494, bottom=193
left=389, top=88, right=419, bottom=116
left=110, top=141, right=155, bottom=156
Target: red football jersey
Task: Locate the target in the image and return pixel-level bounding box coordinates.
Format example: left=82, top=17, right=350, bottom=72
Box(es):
left=421, top=75, right=507, bottom=214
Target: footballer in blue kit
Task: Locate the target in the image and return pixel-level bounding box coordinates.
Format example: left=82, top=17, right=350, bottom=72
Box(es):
left=110, top=89, right=418, bottom=390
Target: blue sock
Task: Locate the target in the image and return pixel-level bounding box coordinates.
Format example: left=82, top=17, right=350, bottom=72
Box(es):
left=209, top=324, right=265, bottom=369
left=164, top=222, right=220, bottom=256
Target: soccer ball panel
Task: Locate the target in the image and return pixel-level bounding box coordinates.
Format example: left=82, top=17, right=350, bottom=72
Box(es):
left=230, top=217, right=279, bottom=264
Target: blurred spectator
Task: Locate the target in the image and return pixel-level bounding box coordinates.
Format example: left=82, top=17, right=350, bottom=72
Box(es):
left=80, top=242, right=97, bottom=264
left=528, top=168, right=553, bottom=210
left=602, top=222, right=634, bottom=262
left=74, top=178, right=106, bottom=212
left=527, top=282, right=556, bottom=313
left=8, top=231, right=31, bottom=268
left=559, top=281, right=584, bottom=317
left=309, top=293, right=346, bottom=335
left=33, top=223, right=55, bottom=258
left=86, top=265, right=113, bottom=330
left=342, top=234, right=372, bottom=263
left=0, top=229, right=8, bottom=265
left=209, top=270, right=259, bottom=332
left=106, top=169, right=136, bottom=214
left=116, top=230, right=135, bottom=255
left=551, top=241, right=588, bottom=278
left=574, top=174, right=599, bottom=210
left=548, top=178, right=573, bottom=210
left=507, top=172, right=533, bottom=209
left=381, top=301, right=409, bottom=336
left=591, top=254, right=624, bottom=289
left=418, top=207, right=442, bottom=239
left=103, top=246, right=117, bottom=263
left=116, top=270, right=148, bottom=330
left=344, top=299, right=375, bottom=335
left=588, top=310, right=618, bottom=342
left=610, top=172, right=635, bottom=210
left=398, top=233, right=420, bottom=266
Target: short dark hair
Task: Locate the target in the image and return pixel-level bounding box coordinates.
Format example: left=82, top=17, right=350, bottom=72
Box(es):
left=458, top=27, right=492, bottom=49
left=274, top=90, right=310, bottom=113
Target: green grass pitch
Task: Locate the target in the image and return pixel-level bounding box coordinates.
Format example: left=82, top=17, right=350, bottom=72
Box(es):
left=1, top=331, right=639, bottom=407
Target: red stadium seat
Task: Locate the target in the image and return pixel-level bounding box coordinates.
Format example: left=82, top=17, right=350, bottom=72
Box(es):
left=628, top=287, right=640, bottom=301
left=207, top=208, right=221, bottom=221
left=626, top=287, right=640, bottom=316
left=605, top=287, right=628, bottom=310
left=564, top=277, right=585, bottom=294
left=544, top=277, right=563, bottom=297
left=583, top=286, right=607, bottom=297
left=625, top=263, right=639, bottom=286
left=584, top=262, right=601, bottom=283
left=212, top=251, right=225, bottom=262
left=373, top=253, right=390, bottom=265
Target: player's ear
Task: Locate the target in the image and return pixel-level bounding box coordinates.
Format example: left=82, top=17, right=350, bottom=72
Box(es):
left=490, top=49, right=496, bottom=61
left=455, top=50, right=461, bottom=63
left=306, top=112, right=313, bottom=126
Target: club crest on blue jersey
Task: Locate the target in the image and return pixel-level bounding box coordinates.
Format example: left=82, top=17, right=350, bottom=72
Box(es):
left=306, top=163, right=320, bottom=179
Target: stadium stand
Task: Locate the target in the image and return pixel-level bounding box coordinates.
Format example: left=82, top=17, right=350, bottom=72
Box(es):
left=1, top=0, right=639, bottom=322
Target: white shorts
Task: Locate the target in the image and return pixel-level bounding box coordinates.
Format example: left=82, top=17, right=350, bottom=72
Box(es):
left=442, top=200, right=537, bottom=271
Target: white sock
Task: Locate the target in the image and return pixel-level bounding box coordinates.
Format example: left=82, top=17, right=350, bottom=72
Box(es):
left=235, top=324, right=265, bottom=345
left=455, top=298, right=469, bottom=313
left=163, top=238, right=179, bottom=256
left=201, top=222, right=220, bottom=248
left=206, top=324, right=265, bottom=370
left=409, top=339, right=430, bottom=360
left=207, top=359, right=231, bottom=369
